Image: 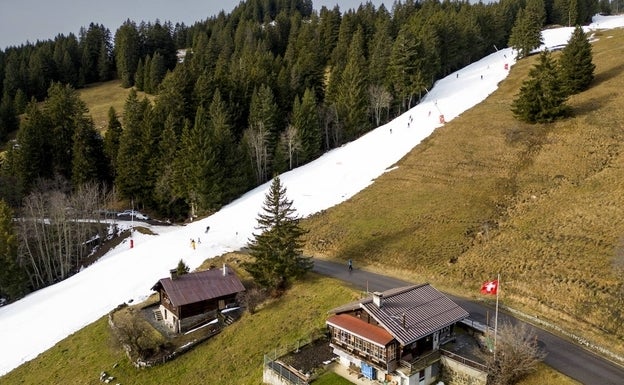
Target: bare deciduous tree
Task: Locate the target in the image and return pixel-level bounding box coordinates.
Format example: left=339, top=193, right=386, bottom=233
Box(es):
left=17, top=179, right=109, bottom=290
left=369, top=84, right=392, bottom=127
left=243, top=122, right=269, bottom=184
left=280, top=124, right=301, bottom=170
left=236, top=286, right=267, bottom=314
left=486, top=321, right=546, bottom=385
left=112, top=307, right=164, bottom=359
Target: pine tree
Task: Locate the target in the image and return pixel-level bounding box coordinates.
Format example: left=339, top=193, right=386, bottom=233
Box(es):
left=244, top=176, right=312, bottom=295
left=0, top=92, right=18, bottom=141
left=0, top=199, right=28, bottom=301
left=45, top=82, right=90, bottom=181
left=103, top=107, right=123, bottom=179
left=71, top=116, right=109, bottom=187
left=508, top=8, right=544, bottom=59
left=134, top=58, right=145, bottom=91
left=176, top=259, right=190, bottom=276
left=294, top=88, right=321, bottom=164
left=335, top=27, right=369, bottom=141
left=15, top=100, right=54, bottom=192
left=115, top=90, right=150, bottom=203
left=114, top=20, right=140, bottom=87
left=149, top=52, right=167, bottom=93
left=512, top=50, right=569, bottom=123
left=208, top=89, right=249, bottom=203
left=559, top=25, right=595, bottom=95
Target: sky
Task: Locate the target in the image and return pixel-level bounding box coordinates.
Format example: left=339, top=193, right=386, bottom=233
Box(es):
left=0, top=0, right=388, bottom=50
left=0, top=13, right=623, bottom=378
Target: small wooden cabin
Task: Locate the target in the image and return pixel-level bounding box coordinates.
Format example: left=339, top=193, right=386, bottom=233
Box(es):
left=151, top=265, right=245, bottom=333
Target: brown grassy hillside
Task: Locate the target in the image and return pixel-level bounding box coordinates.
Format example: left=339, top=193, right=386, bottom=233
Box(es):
left=78, top=80, right=152, bottom=131
left=303, top=27, right=624, bottom=355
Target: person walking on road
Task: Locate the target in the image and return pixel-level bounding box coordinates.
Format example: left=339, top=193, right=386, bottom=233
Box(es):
left=348, top=259, right=353, bottom=271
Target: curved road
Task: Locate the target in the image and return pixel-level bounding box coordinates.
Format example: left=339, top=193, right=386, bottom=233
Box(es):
left=313, top=259, right=624, bottom=385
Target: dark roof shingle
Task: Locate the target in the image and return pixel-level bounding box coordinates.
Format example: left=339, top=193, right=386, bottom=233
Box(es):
left=331, top=284, right=468, bottom=346
left=152, top=267, right=245, bottom=307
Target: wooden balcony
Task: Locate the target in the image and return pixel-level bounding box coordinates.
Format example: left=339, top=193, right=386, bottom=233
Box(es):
left=397, top=350, right=441, bottom=375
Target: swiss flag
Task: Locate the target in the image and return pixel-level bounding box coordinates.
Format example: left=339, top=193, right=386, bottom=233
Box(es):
left=480, top=279, right=499, bottom=295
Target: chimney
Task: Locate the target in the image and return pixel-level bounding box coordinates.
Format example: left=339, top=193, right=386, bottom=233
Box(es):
left=372, top=291, right=383, bottom=308
left=169, top=269, right=178, bottom=280
left=222, top=263, right=227, bottom=276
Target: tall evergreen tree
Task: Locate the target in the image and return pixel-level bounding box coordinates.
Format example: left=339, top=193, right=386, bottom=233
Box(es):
left=243, top=175, right=312, bottom=295
left=148, top=52, right=167, bottom=92
left=154, top=113, right=186, bottom=217
left=335, top=27, right=369, bottom=142
left=134, top=58, right=145, bottom=91
left=114, top=20, right=140, bottom=87
left=103, top=106, right=123, bottom=179
left=208, top=89, right=249, bottom=203
left=512, top=50, right=569, bottom=123
left=390, top=23, right=421, bottom=112
left=0, top=92, right=18, bottom=141
left=508, top=8, right=544, bottom=59
left=115, top=90, right=150, bottom=203
left=0, top=199, right=27, bottom=301
left=294, top=88, right=321, bottom=164
left=15, top=100, right=53, bottom=192
left=45, top=82, right=89, bottom=181
left=558, top=25, right=595, bottom=95
left=71, top=117, right=109, bottom=187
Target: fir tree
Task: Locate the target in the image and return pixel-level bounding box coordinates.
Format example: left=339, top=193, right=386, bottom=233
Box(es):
left=335, top=27, right=369, bottom=142
left=134, top=58, right=144, bottom=91
left=71, top=116, right=108, bottom=187
left=508, top=8, right=543, bottom=59
left=294, top=88, right=321, bottom=164
left=0, top=199, right=28, bottom=301
left=0, top=92, right=18, bottom=141
left=103, top=107, right=123, bottom=179
left=244, top=176, right=312, bottom=295
left=512, top=50, right=569, bottom=123
left=176, top=259, right=190, bottom=276
left=559, top=25, right=595, bottom=95
left=115, top=90, right=151, bottom=203
left=15, top=100, right=54, bottom=192
left=114, top=20, right=140, bottom=88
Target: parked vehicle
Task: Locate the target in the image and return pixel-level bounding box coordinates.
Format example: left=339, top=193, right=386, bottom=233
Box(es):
left=116, top=210, right=149, bottom=220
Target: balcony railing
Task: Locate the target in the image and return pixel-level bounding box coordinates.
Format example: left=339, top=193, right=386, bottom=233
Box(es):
left=440, top=349, right=487, bottom=372
left=398, top=350, right=441, bottom=374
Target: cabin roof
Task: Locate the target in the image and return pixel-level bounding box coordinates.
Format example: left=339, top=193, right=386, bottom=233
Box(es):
left=151, top=266, right=245, bottom=307
left=327, top=314, right=394, bottom=347
left=330, top=284, right=468, bottom=346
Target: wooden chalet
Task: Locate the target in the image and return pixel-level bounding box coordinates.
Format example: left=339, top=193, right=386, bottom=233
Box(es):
left=326, top=284, right=469, bottom=385
left=151, top=265, right=245, bottom=333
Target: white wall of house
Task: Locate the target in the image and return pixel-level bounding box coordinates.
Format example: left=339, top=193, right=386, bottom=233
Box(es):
left=159, top=304, right=178, bottom=332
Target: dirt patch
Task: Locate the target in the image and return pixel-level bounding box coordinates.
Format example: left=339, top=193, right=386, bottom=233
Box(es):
left=279, top=337, right=335, bottom=375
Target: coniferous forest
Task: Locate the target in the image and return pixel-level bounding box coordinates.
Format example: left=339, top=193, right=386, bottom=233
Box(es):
left=0, top=0, right=600, bottom=300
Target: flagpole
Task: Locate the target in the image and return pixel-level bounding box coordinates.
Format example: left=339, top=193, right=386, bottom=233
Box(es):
left=494, top=273, right=500, bottom=359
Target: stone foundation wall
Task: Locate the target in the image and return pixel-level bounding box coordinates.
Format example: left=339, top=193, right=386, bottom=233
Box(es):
left=440, top=356, right=487, bottom=385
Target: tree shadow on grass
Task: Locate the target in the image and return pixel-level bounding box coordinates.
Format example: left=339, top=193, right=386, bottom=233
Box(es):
left=591, top=62, right=624, bottom=88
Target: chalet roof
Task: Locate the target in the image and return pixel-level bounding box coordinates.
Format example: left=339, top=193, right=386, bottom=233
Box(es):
left=330, top=284, right=468, bottom=346
left=151, top=266, right=245, bottom=307
left=327, top=314, right=394, bottom=347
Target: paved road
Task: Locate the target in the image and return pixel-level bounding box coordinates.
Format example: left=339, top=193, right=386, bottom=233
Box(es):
left=313, top=259, right=624, bottom=385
